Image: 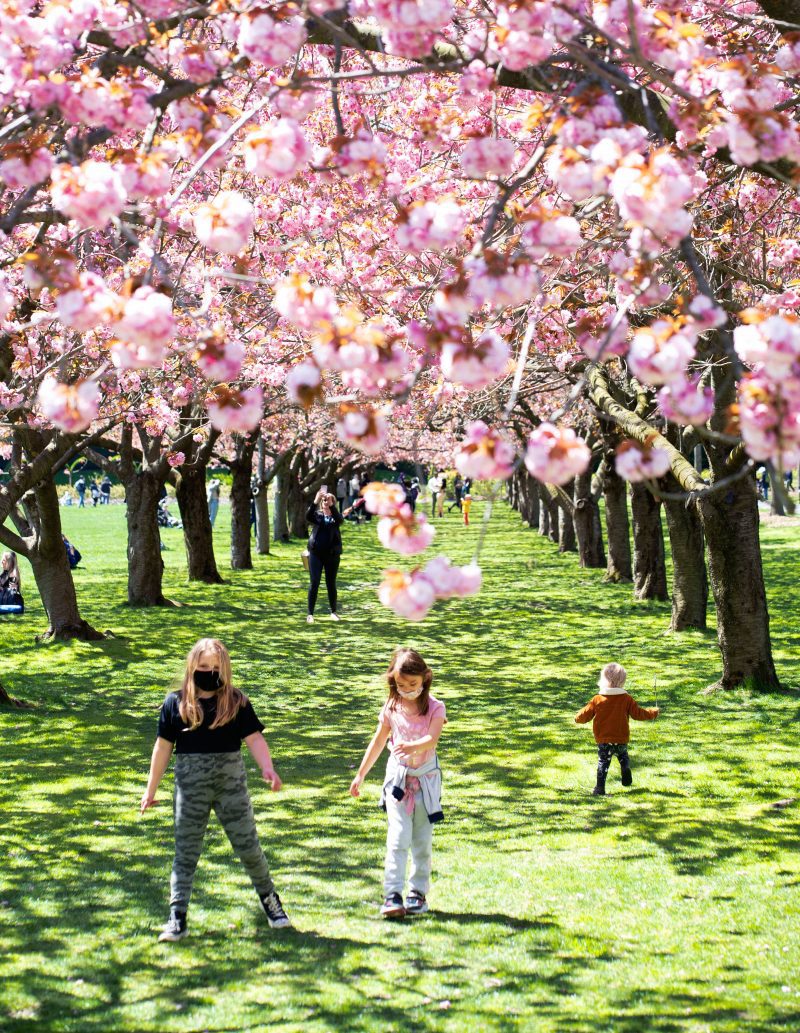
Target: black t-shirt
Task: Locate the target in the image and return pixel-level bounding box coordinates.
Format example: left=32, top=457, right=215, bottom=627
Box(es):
left=157, top=691, right=264, bottom=753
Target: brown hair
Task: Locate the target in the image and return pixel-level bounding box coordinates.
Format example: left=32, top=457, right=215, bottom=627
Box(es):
left=386, top=647, right=433, bottom=715
left=178, top=638, right=247, bottom=730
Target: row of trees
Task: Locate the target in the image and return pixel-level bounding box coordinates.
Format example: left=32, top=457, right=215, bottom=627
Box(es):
left=3, top=0, right=800, bottom=691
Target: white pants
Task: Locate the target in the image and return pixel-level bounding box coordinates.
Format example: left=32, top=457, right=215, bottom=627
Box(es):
left=383, top=794, right=433, bottom=897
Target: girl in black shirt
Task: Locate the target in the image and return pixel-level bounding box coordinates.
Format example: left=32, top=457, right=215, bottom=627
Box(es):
left=141, top=637, right=291, bottom=940
left=0, top=551, right=24, bottom=610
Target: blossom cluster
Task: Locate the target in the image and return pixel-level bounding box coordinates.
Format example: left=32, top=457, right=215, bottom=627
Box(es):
left=378, top=556, right=482, bottom=620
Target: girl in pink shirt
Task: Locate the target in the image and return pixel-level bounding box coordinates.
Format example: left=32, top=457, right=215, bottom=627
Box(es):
left=350, top=648, right=446, bottom=919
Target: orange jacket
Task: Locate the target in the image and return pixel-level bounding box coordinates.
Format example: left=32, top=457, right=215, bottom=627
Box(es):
left=575, top=690, right=658, bottom=744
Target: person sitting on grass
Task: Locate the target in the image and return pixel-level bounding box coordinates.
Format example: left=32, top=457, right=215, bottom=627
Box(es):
left=574, top=662, right=659, bottom=796
left=0, top=551, right=24, bottom=612
left=350, top=648, right=446, bottom=920
left=141, top=637, right=291, bottom=942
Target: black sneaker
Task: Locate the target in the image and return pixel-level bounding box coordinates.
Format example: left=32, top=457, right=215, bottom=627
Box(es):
left=158, top=909, right=187, bottom=942
left=621, top=766, right=633, bottom=787
left=405, top=891, right=429, bottom=917
left=260, top=890, right=292, bottom=929
left=380, top=893, right=405, bottom=919
left=592, top=782, right=606, bottom=796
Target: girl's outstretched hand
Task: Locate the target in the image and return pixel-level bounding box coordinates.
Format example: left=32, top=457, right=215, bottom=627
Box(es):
left=349, top=775, right=364, bottom=797
left=391, top=741, right=415, bottom=764
left=140, top=792, right=157, bottom=813
left=263, top=768, right=282, bottom=791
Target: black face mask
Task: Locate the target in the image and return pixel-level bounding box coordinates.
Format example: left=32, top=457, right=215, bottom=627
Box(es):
left=194, top=670, right=223, bottom=692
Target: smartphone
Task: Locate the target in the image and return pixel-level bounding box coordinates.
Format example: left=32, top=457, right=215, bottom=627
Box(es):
left=321, top=484, right=328, bottom=494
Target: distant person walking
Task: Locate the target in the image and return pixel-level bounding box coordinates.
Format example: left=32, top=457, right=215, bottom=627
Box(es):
left=336, top=476, right=347, bottom=510
left=75, top=476, right=86, bottom=508
left=462, top=493, right=472, bottom=526
left=100, top=476, right=112, bottom=505
left=428, top=471, right=441, bottom=518
left=348, top=473, right=361, bottom=511
left=305, top=488, right=343, bottom=623
left=448, top=474, right=463, bottom=513
left=90, top=479, right=101, bottom=506
left=207, top=478, right=221, bottom=527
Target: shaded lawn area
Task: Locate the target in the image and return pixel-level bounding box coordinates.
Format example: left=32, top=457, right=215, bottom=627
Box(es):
left=2, top=500, right=800, bottom=1032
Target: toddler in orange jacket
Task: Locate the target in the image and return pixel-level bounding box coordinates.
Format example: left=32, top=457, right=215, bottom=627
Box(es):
left=575, top=662, right=659, bottom=796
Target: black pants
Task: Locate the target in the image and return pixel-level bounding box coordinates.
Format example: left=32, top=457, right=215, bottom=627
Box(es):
left=308, top=551, right=340, bottom=614
left=596, top=743, right=630, bottom=782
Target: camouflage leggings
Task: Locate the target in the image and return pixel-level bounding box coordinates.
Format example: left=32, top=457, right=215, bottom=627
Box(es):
left=170, top=752, right=274, bottom=910
left=596, top=743, right=631, bottom=781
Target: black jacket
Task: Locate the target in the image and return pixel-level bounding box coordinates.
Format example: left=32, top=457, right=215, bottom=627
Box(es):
left=306, top=504, right=344, bottom=556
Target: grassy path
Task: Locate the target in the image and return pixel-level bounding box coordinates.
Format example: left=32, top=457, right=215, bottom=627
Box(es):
left=1, top=501, right=799, bottom=1032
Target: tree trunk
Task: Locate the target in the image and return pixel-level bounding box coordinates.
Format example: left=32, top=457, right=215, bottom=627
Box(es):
left=522, top=474, right=540, bottom=528
left=23, top=475, right=103, bottom=640
left=273, top=468, right=289, bottom=542
left=573, top=471, right=606, bottom=568
left=126, top=471, right=168, bottom=606
left=286, top=468, right=309, bottom=539
left=663, top=493, right=708, bottom=630
left=0, top=681, right=32, bottom=708
left=537, top=483, right=551, bottom=538
left=602, top=463, right=632, bottom=582
left=230, top=444, right=256, bottom=570
left=255, top=439, right=270, bottom=555
left=698, top=474, right=779, bottom=689
left=630, top=483, right=668, bottom=601
left=175, top=466, right=223, bottom=583
left=558, top=483, right=577, bottom=553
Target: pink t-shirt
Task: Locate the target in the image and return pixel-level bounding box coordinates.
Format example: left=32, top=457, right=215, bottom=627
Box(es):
left=379, top=695, right=447, bottom=767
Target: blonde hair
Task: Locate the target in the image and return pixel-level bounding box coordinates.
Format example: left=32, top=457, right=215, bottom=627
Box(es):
left=386, top=647, right=433, bottom=715
left=178, top=638, right=247, bottom=730
left=599, top=662, right=627, bottom=689
left=1, top=551, right=20, bottom=588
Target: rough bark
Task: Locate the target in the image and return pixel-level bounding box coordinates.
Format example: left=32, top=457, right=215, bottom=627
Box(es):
left=698, top=475, right=779, bottom=689
left=663, top=491, right=708, bottom=631
left=286, top=467, right=309, bottom=539
left=255, top=438, right=270, bottom=556
left=630, top=483, right=668, bottom=601
left=126, top=470, right=167, bottom=606
left=601, top=462, right=632, bottom=582
left=558, top=482, right=577, bottom=553
left=175, top=464, right=223, bottom=583
left=522, top=474, right=540, bottom=528
left=272, top=467, right=289, bottom=542
left=537, top=483, right=551, bottom=538
left=229, top=436, right=257, bottom=570
left=573, top=470, right=606, bottom=568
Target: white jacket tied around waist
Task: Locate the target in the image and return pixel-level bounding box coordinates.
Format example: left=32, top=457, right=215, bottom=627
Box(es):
left=381, top=753, right=444, bottom=824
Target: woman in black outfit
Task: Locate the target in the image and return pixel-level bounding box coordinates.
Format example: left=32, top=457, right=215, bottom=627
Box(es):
left=305, top=489, right=344, bottom=623
left=0, top=551, right=24, bottom=611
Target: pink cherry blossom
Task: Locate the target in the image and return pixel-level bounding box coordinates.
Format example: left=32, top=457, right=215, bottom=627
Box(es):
left=395, top=199, right=466, bottom=254
left=440, top=329, right=510, bottom=389
left=733, top=314, right=800, bottom=381
left=37, top=376, right=100, bottom=433
left=461, top=137, right=516, bottom=179
left=285, top=362, right=323, bottom=407
left=334, top=131, right=387, bottom=177
left=362, top=481, right=407, bottom=517
left=112, top=287, right=175, bottom=368
left=168, top=452, right=186, bottom=468
left=237, top=10, right=307, bottom=67
left=378, top=507, right=437, bottom=555
left=627, top=319, right=697, bottom=387
left=195, top=334, right=246, bottom=382
left=193, top=190, right=254, bottom=255
left=50, top=160, right=127, bottom=229
left=55, top=272, right=119, bottom=332
left=657, top=378, right=715, bottom=426
left=524, top=423, right=591, bottom=485
left=615, top=440, right=671, bottom=482
left=420, top=555, right=482, bottom=598
left=273, top=274, right=339, bottom=330
left=335, top=404, right=388, bottom=454
left=242, top=119, right=310, bottom=181
left=455, top=421, right=516, bottom=479
left=378, top=568, right=437, bottom=620
left=0, top=145, right=53, bottom=189
left=207, top=384, right=264, bottom=433
left=522, top=211, right=583, bottom=259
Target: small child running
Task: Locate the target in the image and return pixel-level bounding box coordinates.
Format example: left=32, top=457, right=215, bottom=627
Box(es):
left=462, top=493, right=472, bottom=526
left=141, top=637, right=291, bottom=940
left=575, top=662, right=659, bottom=796
left=350, top=648, right=446, bottom=919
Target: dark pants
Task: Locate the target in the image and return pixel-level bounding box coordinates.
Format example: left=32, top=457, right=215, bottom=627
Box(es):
left=448, top=490, right=462, bottom=512
left=308, top=551, right=340, bottom=614
left=596, top=743, right=631, bottom=783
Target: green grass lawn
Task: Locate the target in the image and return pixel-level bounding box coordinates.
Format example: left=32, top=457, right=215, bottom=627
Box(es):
left=2, top=500, right=800, bottom=1033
